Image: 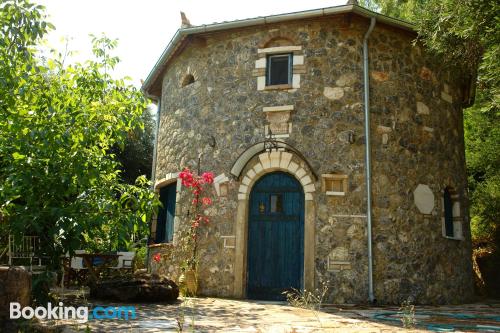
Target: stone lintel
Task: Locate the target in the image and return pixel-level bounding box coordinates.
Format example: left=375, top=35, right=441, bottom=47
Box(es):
left=262, top=105, right=294, bottom=113
left=322, top=174, right=348, bottom=179
left=214, top=173, right=229, bottom=184
left=326, top=191, right=345, bottom=196
left=154, top=172, right=179, bottom=190
left=257, top=45, right=302, bottom=54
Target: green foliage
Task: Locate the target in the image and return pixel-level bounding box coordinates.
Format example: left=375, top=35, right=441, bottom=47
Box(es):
left=399, top=299, right=416, bottom=328
left=114, top=108, right=155, bottom=184
left=358, top=0, right=426, bottom=20
left=0, top=0, right=159, bottom=268
left=134, top=245, right=148, bottom=270
left=283, top=281, right=329, bottom=311
left=465, top=92, right=500, bottom=246
left=283, top=281, right=329, bottom=327
left=32, top=271, right=57, bottom=305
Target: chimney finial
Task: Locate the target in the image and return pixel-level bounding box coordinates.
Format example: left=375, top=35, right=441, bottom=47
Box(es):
left=180, top=11, right=192, bottom=28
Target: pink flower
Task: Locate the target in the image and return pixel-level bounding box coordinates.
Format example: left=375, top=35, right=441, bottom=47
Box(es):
left=153, top=253, right=161, bottom=263
left=202, top=197, right=212, bottom=205
left=179, top=168, right=194, bottom=187
left=201, top=172, right=214, bottom=184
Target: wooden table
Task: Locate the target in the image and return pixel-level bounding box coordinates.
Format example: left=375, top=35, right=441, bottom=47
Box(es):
left=74, top=253, right=121, bottom=284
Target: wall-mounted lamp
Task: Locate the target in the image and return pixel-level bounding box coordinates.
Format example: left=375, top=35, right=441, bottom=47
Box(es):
left=348, top=131, right=355, bottom=144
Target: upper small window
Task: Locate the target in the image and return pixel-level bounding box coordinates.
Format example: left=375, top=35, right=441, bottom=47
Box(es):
left=155, top=182, right=177, bottom=243
left=443, top=187, right=458, bottom=237
left=181, top=74, right=195, bottom=87
left=266, top=54, right=292, bottom=86
left=443, top=187, right=454, bottom=237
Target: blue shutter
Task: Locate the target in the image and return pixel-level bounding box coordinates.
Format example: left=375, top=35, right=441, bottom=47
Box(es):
left=156, top=183, right=177, bottom=243
left=444, top=188, right=454, bottom=237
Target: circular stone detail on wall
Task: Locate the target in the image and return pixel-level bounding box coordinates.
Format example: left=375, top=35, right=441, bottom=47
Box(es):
left=413, top=184, right=435, bottom=214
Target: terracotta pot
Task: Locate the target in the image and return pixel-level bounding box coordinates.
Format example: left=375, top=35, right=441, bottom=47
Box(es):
left=184, top=269, right=198, bottom=296
left=178, top=272, right=186, bottom=286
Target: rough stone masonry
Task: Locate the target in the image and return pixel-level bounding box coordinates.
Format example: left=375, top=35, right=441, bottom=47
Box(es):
left=144, top=8, right=474, bottom=304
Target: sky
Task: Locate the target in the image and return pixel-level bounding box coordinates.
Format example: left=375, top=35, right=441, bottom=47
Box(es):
left=37, top=0, right=346, bottom=88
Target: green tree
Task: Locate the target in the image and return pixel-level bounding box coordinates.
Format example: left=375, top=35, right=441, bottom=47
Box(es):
left=358, top=0, right=426, bottom=21
left=0, top=0, right=158, bottom=268
left=114, top=108, right=155, bottom=184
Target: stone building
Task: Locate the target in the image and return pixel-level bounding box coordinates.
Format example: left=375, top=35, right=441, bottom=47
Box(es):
left=142, top=3, right=474, bottom=304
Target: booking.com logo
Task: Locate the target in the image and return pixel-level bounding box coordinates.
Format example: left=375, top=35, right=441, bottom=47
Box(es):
left=10, top=302, right=136, bottom=322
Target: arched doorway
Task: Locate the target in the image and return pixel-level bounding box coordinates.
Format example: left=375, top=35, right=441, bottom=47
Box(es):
left=246, top=171, right=305, bottom=300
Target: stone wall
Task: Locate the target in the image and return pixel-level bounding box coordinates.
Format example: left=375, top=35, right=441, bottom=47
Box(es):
left=368, top=24, right=473, bottom=304
left=0, top=266, right=31, bottom=319
left=150, top=13, right=473, bottom=304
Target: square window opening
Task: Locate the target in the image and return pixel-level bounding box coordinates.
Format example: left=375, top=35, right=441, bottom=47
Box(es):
left=322, top=174, right=348, bottom=196
left=266, top=54, right=292, bottom=86
left=326, top=179, right=344, bottom=193
left=270, top=194, right=283, bottom=213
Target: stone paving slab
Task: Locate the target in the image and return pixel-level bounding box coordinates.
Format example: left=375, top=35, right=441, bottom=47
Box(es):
left=32, top=297, right=500, bottom=333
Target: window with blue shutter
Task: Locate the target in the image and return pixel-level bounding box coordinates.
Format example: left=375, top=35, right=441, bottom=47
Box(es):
left=155, top=183, right=177, bottom=243
left=443, top=188, right=454, bottom=237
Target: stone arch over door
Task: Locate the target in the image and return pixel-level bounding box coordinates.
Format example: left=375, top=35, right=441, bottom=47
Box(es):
left=233, top=150, right=316, bottom=298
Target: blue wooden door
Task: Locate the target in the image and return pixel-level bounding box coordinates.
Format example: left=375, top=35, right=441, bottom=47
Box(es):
left=247, top=171, right=304, bottom=300
left=156, top=183, right=176, bottom=243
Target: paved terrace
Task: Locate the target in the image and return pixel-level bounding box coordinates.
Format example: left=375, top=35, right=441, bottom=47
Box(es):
left=31, top=297, right=500, bottom=332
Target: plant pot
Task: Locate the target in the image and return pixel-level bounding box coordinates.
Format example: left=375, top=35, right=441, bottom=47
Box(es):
left=184, top=269, right=198, bottom=296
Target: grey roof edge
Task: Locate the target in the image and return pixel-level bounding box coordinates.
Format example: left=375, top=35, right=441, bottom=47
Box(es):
left=141, top=4, right=414, bottom=98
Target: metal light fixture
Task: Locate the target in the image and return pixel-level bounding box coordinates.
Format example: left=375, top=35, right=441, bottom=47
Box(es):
left=264, top=128, right=279, bottom=152
left=348, top=131, right=355, bottom=144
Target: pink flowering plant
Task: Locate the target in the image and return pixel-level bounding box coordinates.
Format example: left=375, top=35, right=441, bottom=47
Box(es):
left=153, top=253, right=161, bottom=263
left=178, top=167, right=214, bottom=270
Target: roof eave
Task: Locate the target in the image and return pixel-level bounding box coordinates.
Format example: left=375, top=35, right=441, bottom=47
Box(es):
left=141, top=4, right=414, bottom=98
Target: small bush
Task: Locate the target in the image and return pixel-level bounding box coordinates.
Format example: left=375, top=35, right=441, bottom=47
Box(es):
left=399, top=298, right=416, bottom=329
left=134, top=245, right=147, bottom=270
